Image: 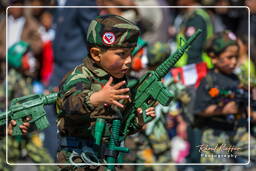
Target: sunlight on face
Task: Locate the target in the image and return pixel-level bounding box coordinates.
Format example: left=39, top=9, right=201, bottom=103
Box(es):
left=100, top=48, right=133, bottom=78
left=214, top=45, right=239, bottom=74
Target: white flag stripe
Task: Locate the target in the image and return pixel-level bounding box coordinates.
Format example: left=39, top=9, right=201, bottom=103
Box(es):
left=183, top=64, right=198, bottom=86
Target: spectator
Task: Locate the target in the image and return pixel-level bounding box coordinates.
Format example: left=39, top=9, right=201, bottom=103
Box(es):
left=0, top=0, right=42, bottom=58
left=39, top=10, right=55, bottom=85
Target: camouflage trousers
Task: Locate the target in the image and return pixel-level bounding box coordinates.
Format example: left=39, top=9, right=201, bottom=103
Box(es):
left=0, top=134, right=58, bottom=171
left=200, top=126, right=256, bottom=166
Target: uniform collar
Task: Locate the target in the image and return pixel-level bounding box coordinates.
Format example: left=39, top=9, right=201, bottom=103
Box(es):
left=83, top=56, right=109, bottom=77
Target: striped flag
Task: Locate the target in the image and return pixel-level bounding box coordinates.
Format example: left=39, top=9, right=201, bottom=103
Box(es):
left=171, top=62, right=208, bottom=88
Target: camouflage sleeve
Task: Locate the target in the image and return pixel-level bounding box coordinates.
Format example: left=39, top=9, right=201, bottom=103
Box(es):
left=57, top=76, right=104, bottom=118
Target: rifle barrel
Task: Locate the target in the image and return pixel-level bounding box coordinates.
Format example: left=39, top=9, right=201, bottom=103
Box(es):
left=155, top=29, right=202, bottom=79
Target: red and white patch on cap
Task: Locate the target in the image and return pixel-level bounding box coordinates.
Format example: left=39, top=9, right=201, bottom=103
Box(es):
left=186, top=26, right=196, bottom=37
left=102, top=32, right=116, bottom=45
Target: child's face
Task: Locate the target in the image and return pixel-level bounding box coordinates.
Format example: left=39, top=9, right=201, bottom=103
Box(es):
left=100, top=48, right=133, bottom=78
left=213, top=45, right=239, bottom=74
left=40, top=12, right=52, bottom=30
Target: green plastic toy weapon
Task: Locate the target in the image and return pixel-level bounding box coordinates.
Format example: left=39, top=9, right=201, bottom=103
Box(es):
left=123, top=29, right=202, bottom=136
left=0, top=93, right=57, bottom=136
left=93, top=29, right=202, bottom=170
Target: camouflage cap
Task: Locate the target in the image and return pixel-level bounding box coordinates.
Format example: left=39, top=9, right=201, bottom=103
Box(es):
left=205, top=30, right=238, bottom=56
left=147, top=42, right=171, bottom=67
left=87, top=14, right=140, bottom=48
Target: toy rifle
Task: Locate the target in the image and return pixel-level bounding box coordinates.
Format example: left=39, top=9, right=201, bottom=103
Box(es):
left=208, top=87, right=256, bottom=122
left=122, top=29, right=202, bottom=135
left=209, top=87, right=255, bottom=108
left=93, top=29, right=202, bottom=171
left=0, top=93, right=57, bottom=136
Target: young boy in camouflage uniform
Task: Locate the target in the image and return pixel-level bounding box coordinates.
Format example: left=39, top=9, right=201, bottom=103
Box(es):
left=56, top=15, right=155, bottom=170
left=194, top=31, right=256, bottom=169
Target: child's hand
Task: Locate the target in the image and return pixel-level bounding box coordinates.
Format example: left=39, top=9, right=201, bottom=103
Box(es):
left=222, top=101, right=239, bottom=115
left=144, top=107, right=156, bottom=117
left=8, top=119, right=30, bottom=136
left=136, top=107, right=156, bottom=127
left=90, top=77, right=130, bottom=108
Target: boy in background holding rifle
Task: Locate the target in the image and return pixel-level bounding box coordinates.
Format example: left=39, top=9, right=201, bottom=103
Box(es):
left=194, top=31, right=256, bottom=168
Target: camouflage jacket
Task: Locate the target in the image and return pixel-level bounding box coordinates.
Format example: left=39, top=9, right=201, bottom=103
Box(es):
left=56, top=57, right=141, bottom=139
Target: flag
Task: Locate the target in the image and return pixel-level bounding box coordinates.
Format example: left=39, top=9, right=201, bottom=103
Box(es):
left=171, top=62, right=208, bottom=88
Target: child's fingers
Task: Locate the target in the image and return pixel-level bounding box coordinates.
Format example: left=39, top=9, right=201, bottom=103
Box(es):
left=115, top=88, right=129, bottom=94
left=22, top=122, right=30, bottom=128
left=114, top=95, right=130, bottom=100
left=19, top=124, right=28, bottom=129
left=146, top=107, right=155, bottom=117
left=10, top=120, right=16, bottom=126
left=146, top=111, right=155, bottom=117
left=105, top=77, right=113, bottom=86
left=8, top=120, right=16, bottom=135
left=22, top=130, right=28, bottom=135
left=113, top=80, right=126, bottom=89
left=19, top=124, right=29, bottom=134
left=136, top=108, right=144, bottom=126
left=21, top=127, right=28, bottom=134
left=19, top=122, right=30, bottom=133
left=146, top=107, right=154, bottom=112
left=136, top=108, right=143, bottom=115
left=112, top=100, right=124, bottom=108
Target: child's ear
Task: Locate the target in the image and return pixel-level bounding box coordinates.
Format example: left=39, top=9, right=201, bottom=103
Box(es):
left=208, top=52, right=217, bottom=64
left=90, top=47, right=101, bottom=62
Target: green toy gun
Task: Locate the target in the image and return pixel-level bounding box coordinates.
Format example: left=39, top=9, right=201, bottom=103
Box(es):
left=93, top=29, right=202, bottom=170
left=123, top=29, right=202, bottom=136
left=0, top=93, right=57, bottom=136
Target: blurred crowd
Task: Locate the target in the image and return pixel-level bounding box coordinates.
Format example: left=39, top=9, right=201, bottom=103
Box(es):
left=0, top=0, right=256, bottom=171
